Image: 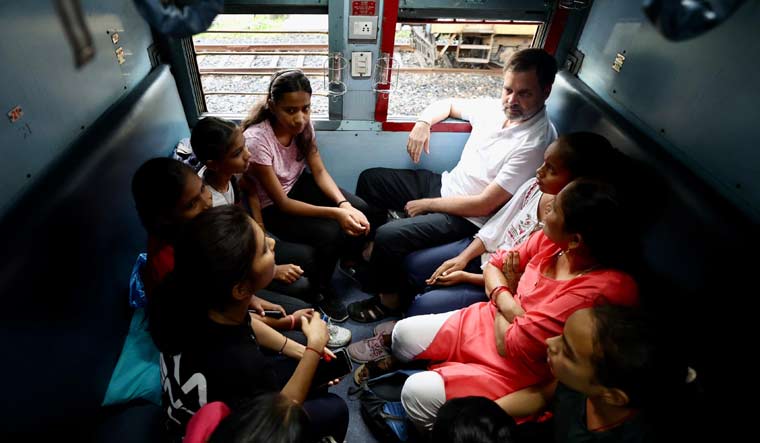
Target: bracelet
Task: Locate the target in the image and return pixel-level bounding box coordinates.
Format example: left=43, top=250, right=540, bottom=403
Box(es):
left=336, top=200, right=350, bottom=207
left=288, top=314, right=296, bottom=330
left=416, top=119, right=431, bottom=126
left=304, top=346, right=323, bottom=359
left=489, top=285, right=509, bottom=306
left=279, top=337, right=288, bottom=354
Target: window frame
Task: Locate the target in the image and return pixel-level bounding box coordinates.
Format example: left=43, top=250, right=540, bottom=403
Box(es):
left=375, top=0, right=568, bottom=132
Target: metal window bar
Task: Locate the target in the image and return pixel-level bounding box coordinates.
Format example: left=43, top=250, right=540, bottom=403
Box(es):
left=202, top=91, right=330, bottom=96
left=200, top=30, right=328, bottom=34
left=195, top=51, right=328, bottom=56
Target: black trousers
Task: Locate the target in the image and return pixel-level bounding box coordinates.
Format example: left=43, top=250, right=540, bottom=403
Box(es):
left=271, top=359, right=349, bottom=443
left=356, top=167, right=479, bottom=294
left=268, top=232, right=317, bottom=302
left=262, top=172, right=370, bottom=291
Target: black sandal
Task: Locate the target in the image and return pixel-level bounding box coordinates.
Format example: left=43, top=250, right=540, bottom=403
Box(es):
left=347, top=297, right=397, bottom=323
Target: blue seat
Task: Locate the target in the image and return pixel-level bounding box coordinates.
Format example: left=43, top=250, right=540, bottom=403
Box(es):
left=547, top=71, right=754, bottom=438
left=0, top=65, right=189, bottom=441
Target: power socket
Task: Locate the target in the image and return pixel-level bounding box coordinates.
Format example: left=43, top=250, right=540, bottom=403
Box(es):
left=348, top=16, right=378, bottom=40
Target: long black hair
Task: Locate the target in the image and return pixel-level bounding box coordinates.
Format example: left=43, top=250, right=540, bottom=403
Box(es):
left=559, top=178, right=637, bottom=271
left=131, top=157, right=196, bottom=241
left=591, top=304, right=692, bottom=410
left=241, top=69, right=315, bottom=161
left=191, top=116, right=239, bottom=163
left=554, top=132, right=628, bottom=180
left=148, top=205, right=258, bottom=354
left=209, top=393, right=309, bottom=443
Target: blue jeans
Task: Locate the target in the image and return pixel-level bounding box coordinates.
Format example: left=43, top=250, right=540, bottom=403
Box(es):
left=403, top=238, right=479, bottom=290
left=407, top=284, right=487, bottom=316
left=403, top=238, right=487, bottom=316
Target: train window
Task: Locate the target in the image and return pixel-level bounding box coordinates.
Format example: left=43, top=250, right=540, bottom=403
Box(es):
left=193, top=14, right=329, bottom=117
left=387, top=21, right=539, bottom=118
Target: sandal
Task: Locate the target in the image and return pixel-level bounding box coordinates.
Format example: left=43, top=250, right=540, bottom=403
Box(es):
left=353, top=355, right=396, bottom=385
left=347, top=297, right=398, bottom=323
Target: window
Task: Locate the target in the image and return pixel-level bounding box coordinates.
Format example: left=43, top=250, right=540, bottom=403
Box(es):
left=387, top=21, right=539, bottom=118
left=193, top=14, right=329, bottom=117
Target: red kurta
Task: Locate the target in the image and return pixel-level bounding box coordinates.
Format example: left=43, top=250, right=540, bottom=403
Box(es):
left=417, top=231, right=639, bottom=400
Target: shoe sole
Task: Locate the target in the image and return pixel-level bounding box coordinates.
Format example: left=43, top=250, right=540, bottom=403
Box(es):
left=327, top=331, right=352, bottom=349
left=347, top=343, right=390, bottom=364
left=348, top=353, right=388, bottom=365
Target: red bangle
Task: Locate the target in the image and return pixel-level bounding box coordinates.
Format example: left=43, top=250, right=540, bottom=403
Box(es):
left=489, top=285, right=509, bottom=300
left=489, top=286, right=509, bottom=306
left=305, top=346, right=323, bottom=358
left=288, top=314, right=295, bottom=330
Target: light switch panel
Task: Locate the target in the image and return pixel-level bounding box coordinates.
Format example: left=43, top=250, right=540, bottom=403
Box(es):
left=351, top=52, right=372, bottom=77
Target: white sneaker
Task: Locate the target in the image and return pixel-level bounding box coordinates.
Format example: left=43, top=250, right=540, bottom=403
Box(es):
left=327, top=324, right=352, bottom=348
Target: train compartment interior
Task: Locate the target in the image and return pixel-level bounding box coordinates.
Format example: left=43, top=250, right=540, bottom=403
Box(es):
left=1, top=0, right=758, bottom=441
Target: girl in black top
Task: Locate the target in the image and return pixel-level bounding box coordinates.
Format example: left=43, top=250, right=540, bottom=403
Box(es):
left=148, top=205, right=347, bottom=441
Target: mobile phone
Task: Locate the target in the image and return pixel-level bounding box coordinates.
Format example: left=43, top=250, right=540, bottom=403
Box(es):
left=312, top=348, right=353, bottom=387
left=248, top=309, right=285, bottom=318
left=262, top=310, right=284, bottom=318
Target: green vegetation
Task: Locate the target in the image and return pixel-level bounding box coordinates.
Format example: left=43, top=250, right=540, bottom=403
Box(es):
left=196, top=14, right=289, bottom=40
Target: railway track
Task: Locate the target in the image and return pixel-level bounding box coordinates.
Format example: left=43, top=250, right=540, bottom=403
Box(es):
left=195, top=43, right=502, bottom=76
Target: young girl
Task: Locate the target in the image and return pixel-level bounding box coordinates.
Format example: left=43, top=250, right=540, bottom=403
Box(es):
left=406, top=132, right=626, bottom=316
left=132, top=157, right=213, bottom=297
left=191, top=116, right=319, bottom=305
left=148, top=205, right=348, bottom=441
left=432, top=396, right=518, bottom=443
left=242, top=69, right=371, bottom=322
left=496, top=305, right=694, bottom=442
left=131, top=158, right=312, bottom=331
left=388, top=178, right=640, bottom=431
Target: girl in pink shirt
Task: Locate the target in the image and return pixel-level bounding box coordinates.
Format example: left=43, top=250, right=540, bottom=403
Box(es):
left=242, top=69, right=372, bottom=322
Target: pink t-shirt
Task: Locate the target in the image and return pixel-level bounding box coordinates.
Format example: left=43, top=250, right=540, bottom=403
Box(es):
left=244, top=120, right=312, bottom=208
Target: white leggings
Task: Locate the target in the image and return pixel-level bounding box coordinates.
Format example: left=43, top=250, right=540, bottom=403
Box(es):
left=392, top=311, right=456, bottom=430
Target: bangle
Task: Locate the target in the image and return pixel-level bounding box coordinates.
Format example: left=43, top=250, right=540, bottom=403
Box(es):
left=279, top=337, right=288, bottom=354
left=416, top=119, right=431, bottom=126
left=288, top=314, right=296, bottom=330
left=489, top=285, right=509, bottom=306
left=305, top=346, right=323, bottom=359
left=336, top=200, right=349, bottom=207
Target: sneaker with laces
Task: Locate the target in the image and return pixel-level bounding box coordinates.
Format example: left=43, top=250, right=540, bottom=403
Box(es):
left=372, top=320, right=397, bottom=337
left=327, top=324, right=352, bottom=348
left=318, top=296, right=348, bottom=323
left=347, top=333, right=391, bottom=364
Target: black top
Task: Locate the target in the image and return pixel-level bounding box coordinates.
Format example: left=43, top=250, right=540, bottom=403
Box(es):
left=553, top=383, right=653, bottom=443
left=160, top=315, right=279, bottom=434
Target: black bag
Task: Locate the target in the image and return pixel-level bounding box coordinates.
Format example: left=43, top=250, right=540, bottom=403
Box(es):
left=349, top=369, right=421, bottom=442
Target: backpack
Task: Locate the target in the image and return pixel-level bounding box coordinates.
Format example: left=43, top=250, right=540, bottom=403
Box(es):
left=348, top=369, right=421, bottom=442
left=172, top=137, right=203, bottom=172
